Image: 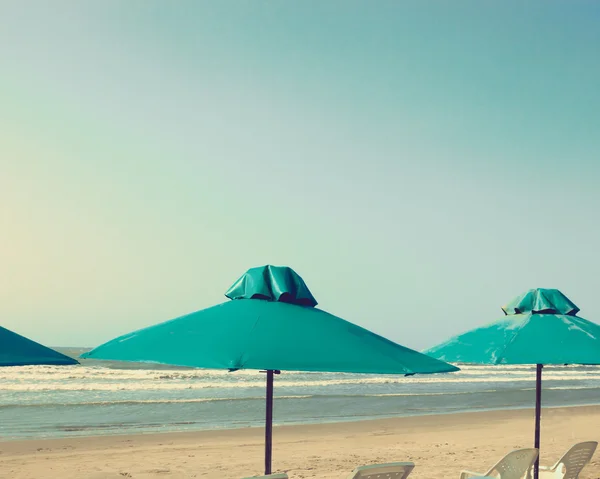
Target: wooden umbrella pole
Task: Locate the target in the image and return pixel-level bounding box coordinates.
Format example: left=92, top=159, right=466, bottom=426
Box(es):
left=533, top=364, right=543, bottom=479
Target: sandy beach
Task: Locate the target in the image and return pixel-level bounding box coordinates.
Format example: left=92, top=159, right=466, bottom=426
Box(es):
left=1, top=406, right=599, bottom=479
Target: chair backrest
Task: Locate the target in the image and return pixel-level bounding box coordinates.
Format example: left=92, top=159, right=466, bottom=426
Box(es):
left=554, top=441, right=598, bottom=479
left=485, top=448, right=539, bottom=479
left=242, top=474, right=288, bottom=479
left=347, top=462, right=415, bottom=479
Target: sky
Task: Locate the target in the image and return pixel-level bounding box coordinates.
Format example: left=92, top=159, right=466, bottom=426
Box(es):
left=1, top=1, right=600, bottom=350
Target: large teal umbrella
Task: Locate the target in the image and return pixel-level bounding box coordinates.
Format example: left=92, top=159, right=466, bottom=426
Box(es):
left=424, top=288, right=600, bottom=479
left=82, top=265, right=458, bottom=474
left=0, top=325, right=78, bottom=366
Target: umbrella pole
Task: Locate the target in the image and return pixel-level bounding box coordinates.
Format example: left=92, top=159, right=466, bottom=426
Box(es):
left=533, top=363, right=543, bottom=479
left=264, top=370, right=280, bottom=475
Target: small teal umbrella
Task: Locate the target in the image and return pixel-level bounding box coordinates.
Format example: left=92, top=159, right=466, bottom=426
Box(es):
left=0, top=325, right=78, bottom=366
left=424, top=288, right=600, bottom=479
left=83, top=265, right=458, bottom=474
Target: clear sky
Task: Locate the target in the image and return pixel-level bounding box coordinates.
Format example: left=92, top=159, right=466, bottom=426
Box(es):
left=1, top=1, right=599, bottom=349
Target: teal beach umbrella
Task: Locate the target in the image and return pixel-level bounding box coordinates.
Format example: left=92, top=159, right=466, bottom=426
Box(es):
left=424, top=288, right=600, bottom=479
left=82, top=265, right=458, bottom=474
left=0, top=325, right=78, bottom=366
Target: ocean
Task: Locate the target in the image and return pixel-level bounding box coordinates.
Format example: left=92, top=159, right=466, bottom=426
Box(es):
left=1, top=348, right=599, bottom=440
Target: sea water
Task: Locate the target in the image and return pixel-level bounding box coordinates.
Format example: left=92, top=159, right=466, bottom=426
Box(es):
left=1, top=348, right=599, bottom=439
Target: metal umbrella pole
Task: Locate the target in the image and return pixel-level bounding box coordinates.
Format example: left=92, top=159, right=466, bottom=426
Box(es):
left=264, top=370, right=280, bottom=475
left=533, top=364, right=543, bottom=479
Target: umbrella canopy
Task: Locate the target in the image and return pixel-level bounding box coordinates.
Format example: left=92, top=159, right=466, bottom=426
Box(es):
left=425, top=288, right=600, bottom=365
left=423, top=288, right=600, bottom=479
left=83, top=265, right=458, bottom=473
left=0, top=325, right=78, bottom=366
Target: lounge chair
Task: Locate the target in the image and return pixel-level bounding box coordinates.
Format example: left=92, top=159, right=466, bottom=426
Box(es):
left=347, top=462, right=415, bottom=479
left=538, top=441, right=598, bottom=479
left=460, top=448, right=539, bottom=479
left=242, top=474, right=288, bottom=479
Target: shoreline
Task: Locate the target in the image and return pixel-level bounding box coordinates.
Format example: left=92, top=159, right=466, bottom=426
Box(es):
left=1, top=405, right=599, bottom=478
left=2, top=401, right=600, bottom=443
left=3, top=403, right=599, bottom=446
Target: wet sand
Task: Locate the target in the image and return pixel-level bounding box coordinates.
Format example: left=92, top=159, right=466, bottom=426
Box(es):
left=1, top=406, right=599, bottom=478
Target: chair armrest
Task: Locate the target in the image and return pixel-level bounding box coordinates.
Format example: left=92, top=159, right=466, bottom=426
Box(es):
left=460, top=470, right=485, bottom=479
left=537, top=469, right=562, bottom=479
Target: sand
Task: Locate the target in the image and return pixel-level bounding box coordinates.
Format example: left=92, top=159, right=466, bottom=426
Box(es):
left=1, top=406, right=599, bottom=479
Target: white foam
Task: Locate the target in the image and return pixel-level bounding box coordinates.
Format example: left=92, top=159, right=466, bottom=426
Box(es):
left=2, top=373, right=600, bottom=392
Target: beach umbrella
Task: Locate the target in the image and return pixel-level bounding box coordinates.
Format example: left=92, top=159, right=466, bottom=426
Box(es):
left=82, top=265, right=458, bottom=474
left=423, top=288, right=600, bottom=479
left=0, top=325, right=79, bottom=366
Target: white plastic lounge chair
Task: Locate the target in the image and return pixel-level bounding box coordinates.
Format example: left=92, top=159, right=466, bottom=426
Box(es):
left=242, top=475, right=288, bottom=479
left=347, top=462, right=415, bottom=479
left=538, top=441, right=598, bottom=479
left=460, top=448, right=539, bottom=479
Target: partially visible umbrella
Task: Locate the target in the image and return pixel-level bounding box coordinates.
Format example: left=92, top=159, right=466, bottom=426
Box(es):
left=0, top=325, right=78, bottom=366
left=424, top=288, right=600, bottom=479
left=83, top=265, right=458, bottom=474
